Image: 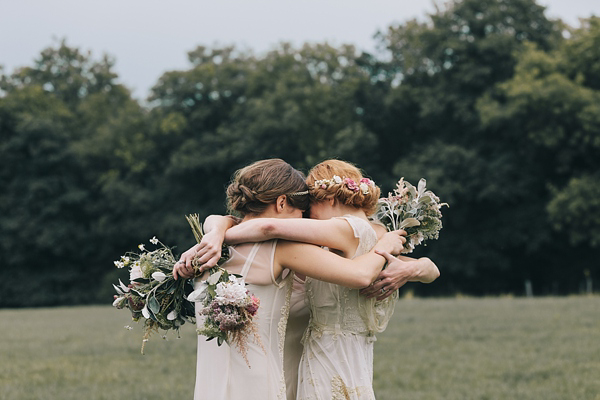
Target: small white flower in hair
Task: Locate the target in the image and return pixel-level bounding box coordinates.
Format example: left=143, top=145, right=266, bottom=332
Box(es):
left=333, top=175, right=342, bottom=184
left=359, top=182, right=369, bottom=194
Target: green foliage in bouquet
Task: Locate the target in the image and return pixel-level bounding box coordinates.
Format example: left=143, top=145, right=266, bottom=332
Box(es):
left=112, top=214, right=229, bottom=353
left=376, top=178, right=448, bottom=253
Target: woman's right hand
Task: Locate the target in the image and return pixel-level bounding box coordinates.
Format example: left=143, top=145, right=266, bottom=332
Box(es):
left=374, top=230, right=407, bottom=256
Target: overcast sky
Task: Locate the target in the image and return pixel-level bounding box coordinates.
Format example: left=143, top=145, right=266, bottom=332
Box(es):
left=1, top=0, right=598, bottom=100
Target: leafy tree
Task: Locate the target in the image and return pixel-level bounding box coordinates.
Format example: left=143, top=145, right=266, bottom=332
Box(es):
left=2, top=3, right=599, bottom=306
left=366, top=0, right=574, bottom=294
left=477, top=18, right=600, bottom=292
left=0, top=41, right=148, bottom=306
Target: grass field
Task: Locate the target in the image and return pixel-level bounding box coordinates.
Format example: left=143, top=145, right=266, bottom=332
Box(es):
left=1, top=296, right=599, bottom=400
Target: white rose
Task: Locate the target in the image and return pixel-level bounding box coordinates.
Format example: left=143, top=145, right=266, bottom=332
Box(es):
left=215, top=281, right=248, bottom=306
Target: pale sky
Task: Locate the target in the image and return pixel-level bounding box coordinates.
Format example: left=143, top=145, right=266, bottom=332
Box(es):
left=1, top=0, right=598, bottom=100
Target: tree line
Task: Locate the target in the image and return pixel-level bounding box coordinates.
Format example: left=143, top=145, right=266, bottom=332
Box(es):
left=1, top=0, right=599, bottom=307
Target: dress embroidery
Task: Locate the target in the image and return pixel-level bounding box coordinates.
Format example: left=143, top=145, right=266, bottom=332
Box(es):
left=331, top=376, right=371, bottom=400
left=297, top=215, right=395, bottom=400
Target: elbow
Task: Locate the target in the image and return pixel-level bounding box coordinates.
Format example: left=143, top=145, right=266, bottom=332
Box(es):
left=427, top=267, right=441, bottom=283
left=259, top=221, right=278, bottom=239
left=421, top=257, right=440, bottom=283
left=354, top=272, right=377, bottom=289
left=205, top=214, right=220, bottom=224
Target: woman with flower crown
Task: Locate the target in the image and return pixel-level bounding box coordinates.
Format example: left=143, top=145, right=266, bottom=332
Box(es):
left=178, top=159, right=439, bottom=400
left=174, top=159, right=407, bottom=400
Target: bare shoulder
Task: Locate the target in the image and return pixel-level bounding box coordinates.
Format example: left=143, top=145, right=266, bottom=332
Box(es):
left=274, top=239, right=311, bottom=258
left=331, top=217, right=358, bottom=231
left=370, top=222, right=387, bottom=240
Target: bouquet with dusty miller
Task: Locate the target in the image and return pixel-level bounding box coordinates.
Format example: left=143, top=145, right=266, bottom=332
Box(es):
left=112, top=214, right=230, bottom=353
left=376, top=178, right=448, bottom=253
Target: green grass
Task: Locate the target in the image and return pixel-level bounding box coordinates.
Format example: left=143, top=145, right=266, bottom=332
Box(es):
left=374, top=296, right=600, bottom=400
left=1, top=297, right=599, bottom=400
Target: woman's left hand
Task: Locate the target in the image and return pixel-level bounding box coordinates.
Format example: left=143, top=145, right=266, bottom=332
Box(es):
left=189, top=229, right=224, bottom=271
left=173, top=230, right=225, bottom=280
left=360, top=250, right=416, bottom=300
left=173, top=246, right=198, bottom=280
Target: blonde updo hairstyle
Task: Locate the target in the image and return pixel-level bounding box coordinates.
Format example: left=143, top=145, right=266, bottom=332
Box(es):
left=226, top=159, right=309, bottom=217
left=307, top=159, right=381, bottom=216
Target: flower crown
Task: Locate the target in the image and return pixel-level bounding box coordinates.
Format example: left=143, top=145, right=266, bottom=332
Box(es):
left=314, top=175, right=375, bottom=195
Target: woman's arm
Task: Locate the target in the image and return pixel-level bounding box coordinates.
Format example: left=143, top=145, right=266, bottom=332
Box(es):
left=359, top=252, right=440, bottom=300
left=173, top=215, right=238, bottom=280
left=275, top=230, right=406, bottom=289
left=225, top=217, right=358, bottom=255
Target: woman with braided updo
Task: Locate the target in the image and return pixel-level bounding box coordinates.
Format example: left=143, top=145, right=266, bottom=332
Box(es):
left=174, top=159, right=406, bottom=400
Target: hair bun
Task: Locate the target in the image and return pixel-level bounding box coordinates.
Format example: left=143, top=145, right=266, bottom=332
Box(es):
left=226, top=159, right=309, bottom=216
left=238, top=184, right=257, bottom=204
left=307, top=160, right=381, bottom=216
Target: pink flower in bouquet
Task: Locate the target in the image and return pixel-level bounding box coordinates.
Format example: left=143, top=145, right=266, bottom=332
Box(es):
left=213, top=305, right=244, bottom=331
left=246, top=295, right=260, bottom=316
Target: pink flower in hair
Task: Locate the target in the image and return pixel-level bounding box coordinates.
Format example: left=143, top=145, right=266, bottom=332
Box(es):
left=345, top=178, right=359, bottom=192
left=360, top=178, right=374, bottom=185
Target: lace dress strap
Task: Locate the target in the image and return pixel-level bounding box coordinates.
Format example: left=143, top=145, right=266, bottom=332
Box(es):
left=335, top=215, right=378, bottom=258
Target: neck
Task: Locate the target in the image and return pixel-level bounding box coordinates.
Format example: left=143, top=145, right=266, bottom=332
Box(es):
left=242, top=208, right=279, bottom=222
left=331, top=204, right=367, bottom=220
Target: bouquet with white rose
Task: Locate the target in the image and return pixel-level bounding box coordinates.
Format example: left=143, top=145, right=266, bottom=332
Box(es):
left=376, top=178, right=448, bottom=253
left=187, top=263, right=263, bottom=367
left=112, top=214, right=230, bottom=354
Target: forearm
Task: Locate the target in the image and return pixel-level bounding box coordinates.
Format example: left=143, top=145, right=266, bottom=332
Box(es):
left=278, top=242, right=386, bottom=289
left=351, top=252, right=389, bottom=286
left=224, top=218, right=276, bottom=245
left=346, top=235, right=407, bottom=286
left=406, top=257, right=440, bottom=283
left=225, top=217, right=351, bottom=249
left=204, top=215, right=237, bottom=236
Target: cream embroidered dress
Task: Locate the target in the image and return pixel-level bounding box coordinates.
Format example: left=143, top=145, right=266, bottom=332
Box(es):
left=297, top=216, right=398, bottom=400
left=194, top=240, right=293, bottom=400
